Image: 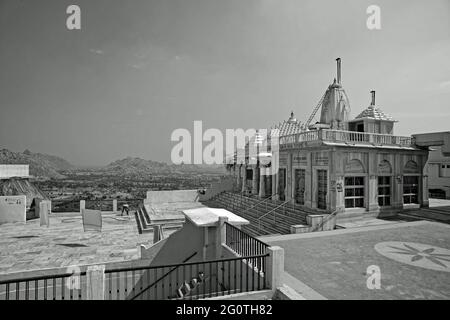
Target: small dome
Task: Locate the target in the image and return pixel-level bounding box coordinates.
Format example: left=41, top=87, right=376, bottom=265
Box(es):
left=355, top=105, right=396, bottom=122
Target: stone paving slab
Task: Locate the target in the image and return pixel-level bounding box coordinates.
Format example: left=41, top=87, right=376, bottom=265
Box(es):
left=0, top=212, right=158, bottom=275
left=266, top=221, right=450, bottom=300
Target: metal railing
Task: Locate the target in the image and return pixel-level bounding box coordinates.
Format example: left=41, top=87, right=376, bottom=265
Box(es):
left=225, top=222, right=269, bottom=264
left=256, top=200, right=290, bottom=233
left=130, top=252, right=198, bottom=299
left=0, top=252, right=269, bottom=300
left=0, top=271, right=87, bottom=300
left=105, top=254, right=269, bottom=300
left=233, top=192, right=278, bottom=216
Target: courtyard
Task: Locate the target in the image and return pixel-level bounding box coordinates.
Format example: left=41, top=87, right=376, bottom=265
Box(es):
left=265, top=220, right=450, bottom=299
left=0, top=212, right=157, bottom=275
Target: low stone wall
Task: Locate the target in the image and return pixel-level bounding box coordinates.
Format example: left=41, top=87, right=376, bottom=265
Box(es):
left=273, top=285, right=306, bottom=300
left=0, top=195, right=26, bottom=224
left=290, top=214, right=337, bottom=234
left=145, top=190, right=200, bottom=204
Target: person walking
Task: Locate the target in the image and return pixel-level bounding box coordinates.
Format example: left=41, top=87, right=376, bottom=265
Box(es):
left=121, top=203, right=130, bottom=216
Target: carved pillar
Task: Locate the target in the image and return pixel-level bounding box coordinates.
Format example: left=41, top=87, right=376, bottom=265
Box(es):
left=236, top=164, right=242, bottom=191
left=252, top=166, right=260, bottom=195
left=304, top=152, right=312, bottom=208
left=259, top=167, right=266, bottom=199
left=422, top=174, right=429, bottom=208
left=286, top=152, right=293, bottom=202
left=368, top=151, right=379, bottom=212
left=241, top=165, right=247, bottom=193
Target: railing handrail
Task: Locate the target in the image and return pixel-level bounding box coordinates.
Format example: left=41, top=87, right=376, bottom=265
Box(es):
left=311, top=210, right=339, bottom=232
left=0, top=271, right=87, bottom=285
left=224, top=221, right=269, bottom=249
left=257, top=200, right=290, bottom=222
left=238, top=192, right=278, bottom=216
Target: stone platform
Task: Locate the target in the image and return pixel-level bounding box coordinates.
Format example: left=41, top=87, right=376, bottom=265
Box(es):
left=0, top=212, right=163, bottom=275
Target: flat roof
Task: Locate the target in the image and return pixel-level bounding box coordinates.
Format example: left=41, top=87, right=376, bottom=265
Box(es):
left=183, top=207, right=249, bottom=227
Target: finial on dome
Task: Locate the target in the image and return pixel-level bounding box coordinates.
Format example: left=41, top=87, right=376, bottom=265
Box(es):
left=288, top=111, right=297, bottom=123
left=336, top=58, right=341, bottom=84
left=370, top=90, right=376, bottom=106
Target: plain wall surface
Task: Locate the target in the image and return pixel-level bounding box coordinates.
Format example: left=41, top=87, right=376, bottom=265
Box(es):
left=146, top=190, right=199, bottom=204
left=0, top=195, right=26, bottom=224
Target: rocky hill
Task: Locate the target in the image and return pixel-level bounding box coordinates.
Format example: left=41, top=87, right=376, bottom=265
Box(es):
left=103, top=157, right=226, bottom=175
left=103, top=157, right=171, bottom=175
left=0, top=149, right=74, bottom=179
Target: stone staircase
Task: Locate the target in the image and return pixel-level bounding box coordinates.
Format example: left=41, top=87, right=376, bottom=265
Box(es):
left=202, top=192, right=313, bottom=237
left=134, top=205, right=184, bottom=234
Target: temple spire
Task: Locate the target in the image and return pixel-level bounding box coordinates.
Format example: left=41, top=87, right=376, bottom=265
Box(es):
left=336, top=58, right=341, bottom=84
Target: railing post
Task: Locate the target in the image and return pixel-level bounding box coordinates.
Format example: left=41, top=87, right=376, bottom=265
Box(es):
left=86, top=265, right=105, bottom=300
left=80, top=200, right=85, bottom=214
left=217, top=217, right=228, bottom=259
left=266, top=246, right=284, bottom=291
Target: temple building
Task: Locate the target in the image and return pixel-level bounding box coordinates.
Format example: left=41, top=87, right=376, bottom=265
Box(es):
left=227, top=58, right=435, bottom=221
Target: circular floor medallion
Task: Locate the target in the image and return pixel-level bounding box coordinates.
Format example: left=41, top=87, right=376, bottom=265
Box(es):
left=374, top=241, right=450, bottom=272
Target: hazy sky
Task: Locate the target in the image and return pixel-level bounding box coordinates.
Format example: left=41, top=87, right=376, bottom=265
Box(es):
left=0, top=0, right=449, bottom=166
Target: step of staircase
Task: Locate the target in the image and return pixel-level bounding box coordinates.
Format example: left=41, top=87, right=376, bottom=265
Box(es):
left=203, top=196, right=297, bottom=236
left=134, top=206, right=183, bottom=235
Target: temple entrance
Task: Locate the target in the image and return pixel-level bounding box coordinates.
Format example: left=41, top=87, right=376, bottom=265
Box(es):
left=295, top=169, right=305, bottom=205
left=317, top=169, right=327, bottom=209
left=279, top=169, right=286, bottom=201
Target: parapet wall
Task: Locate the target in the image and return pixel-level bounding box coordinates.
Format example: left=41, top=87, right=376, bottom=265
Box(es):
left=145, top=190, right=200, bottom=204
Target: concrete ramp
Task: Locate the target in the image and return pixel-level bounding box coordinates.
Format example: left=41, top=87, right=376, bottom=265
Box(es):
left=145, top=190, right=199, bottom=204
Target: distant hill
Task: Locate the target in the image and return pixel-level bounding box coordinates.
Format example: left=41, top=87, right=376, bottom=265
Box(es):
left=0, top=149, right=74, bottom=179
left=103, top=157, right=226, bottom=175
left=103, top=157, right=171, bottom=175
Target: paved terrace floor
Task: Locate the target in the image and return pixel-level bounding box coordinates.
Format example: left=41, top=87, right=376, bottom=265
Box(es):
left=263, top=221, right=450, bottom=299
left=0, top=212, right=163, bottom=275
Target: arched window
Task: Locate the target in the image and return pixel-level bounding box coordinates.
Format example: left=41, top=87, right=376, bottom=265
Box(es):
left=345, top=159, right=365, bottom=174
left=378, top=160, right=392, bottom=207
left=378, top=160, right=392, bottom=175
left=403, top=160, right=419, bottom=204
left=404, top=160, right=419, bottom=174
left=344, top=159, right=365, bottom=208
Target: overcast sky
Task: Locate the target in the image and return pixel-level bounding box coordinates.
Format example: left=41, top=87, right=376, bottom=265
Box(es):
left=0, top=0, right=449, bottom=166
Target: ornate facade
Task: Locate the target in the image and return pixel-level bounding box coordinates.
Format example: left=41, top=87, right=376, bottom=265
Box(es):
left=227, top=58, right=430, bottom=220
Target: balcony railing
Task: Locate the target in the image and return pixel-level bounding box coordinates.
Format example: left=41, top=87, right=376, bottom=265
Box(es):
left=279, top=129, right=412, bottom=148
left=225, top=222, right=269, bottom=268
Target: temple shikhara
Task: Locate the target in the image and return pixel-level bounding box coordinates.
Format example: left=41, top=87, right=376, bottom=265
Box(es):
left=225, top=58, right=447, bottom=221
